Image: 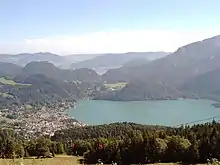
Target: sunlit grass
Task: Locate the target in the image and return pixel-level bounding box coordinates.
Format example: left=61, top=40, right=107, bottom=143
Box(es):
left=104, top=82, right=127, bottom=90
left=0, top=156, right=80, bottom=165
left=0, top=157, right=206, bottom=165
left=0, top=77, right=30, bottom=86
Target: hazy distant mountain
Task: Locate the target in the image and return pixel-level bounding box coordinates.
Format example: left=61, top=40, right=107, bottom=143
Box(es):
left=102, top=58, right=149, bottom=83
left=0, top=52, right=161, bottom=72
left=122, top=58, right=149, bottom=68
left=58, top=54, right=102, bottom=69
left=71, top=52, right=169, bottom=74
left=64, top=54, right=101, bottom=63
left=0, top=52, right=64, bottom=67
left=0, top=52, right=102, bottom=69
left=0, top=52, right=168, bottom=73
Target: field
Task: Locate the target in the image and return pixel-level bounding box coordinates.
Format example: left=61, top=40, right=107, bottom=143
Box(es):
left=0, top=156, right=81, bottom=165
left=0, top=157, right=205, bottom=165
left=104, top=82, right=127, bottom=90
left=0, top=77, right=30, bottom=86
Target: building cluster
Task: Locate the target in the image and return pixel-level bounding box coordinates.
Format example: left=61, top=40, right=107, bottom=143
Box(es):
left=0, top=100, right=85, bottom=139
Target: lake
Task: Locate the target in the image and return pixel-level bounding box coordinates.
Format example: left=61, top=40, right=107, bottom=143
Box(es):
left=67, top=99, right=220, bottom=126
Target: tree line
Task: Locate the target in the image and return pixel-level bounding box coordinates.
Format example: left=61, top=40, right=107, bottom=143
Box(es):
left=53, top=122, right=220, bottom=164
left=1, top=122, right=220, bottom=164
left=0, top=129, right=66, bottom=159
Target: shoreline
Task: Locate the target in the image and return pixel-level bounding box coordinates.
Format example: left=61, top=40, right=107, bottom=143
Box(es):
left=65, top=103, right=87, bottom=127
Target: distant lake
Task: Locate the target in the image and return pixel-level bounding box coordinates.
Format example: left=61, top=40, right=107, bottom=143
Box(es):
left=67, top=99, right=220, bottom=126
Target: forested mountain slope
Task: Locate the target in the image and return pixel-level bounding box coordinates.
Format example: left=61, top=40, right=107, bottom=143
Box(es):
left=100, top=35, right=220, bottom=101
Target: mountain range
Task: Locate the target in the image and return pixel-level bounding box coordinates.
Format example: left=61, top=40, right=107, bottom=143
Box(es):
left=0, top=52, right=63, bottom=67
left=0, top=61, right=101, bottom=83
left=1, top=35, right=220, bottom=102
left=71, top=52, right=169, bottom=74
left=103, top=35, right=220, bottom=84
left=0, top=61, right=102, bottom=106
left=0, top=51, right=169, bottom=73
left=98, top=35, right=220, bottom=101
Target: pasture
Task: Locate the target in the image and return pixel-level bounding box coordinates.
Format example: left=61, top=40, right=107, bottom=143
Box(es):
left=0, top=77, right=30, bottom=86
left=104, top=82, right=127, bottom=90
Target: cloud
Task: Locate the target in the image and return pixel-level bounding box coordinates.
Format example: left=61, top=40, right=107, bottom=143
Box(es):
left=1, top=29, right=220, bottom=55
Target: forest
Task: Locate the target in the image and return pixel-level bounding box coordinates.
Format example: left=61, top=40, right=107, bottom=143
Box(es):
left=1, top=122, right=220, bottom=164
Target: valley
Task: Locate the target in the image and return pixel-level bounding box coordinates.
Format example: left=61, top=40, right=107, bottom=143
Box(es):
left=1, top=35, right=220, bottom=164
left=2, top=35, right=220, bottom=103
left=2, top=2, right=220, bottom=164
left=1, top=35, right=220, bottom=129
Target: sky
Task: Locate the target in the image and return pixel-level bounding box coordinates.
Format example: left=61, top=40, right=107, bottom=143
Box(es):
left=1, top=0, right=220, bottom=55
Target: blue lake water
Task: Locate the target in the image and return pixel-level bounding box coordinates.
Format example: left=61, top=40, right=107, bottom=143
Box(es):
left=67, top=99, right=220, bottom=126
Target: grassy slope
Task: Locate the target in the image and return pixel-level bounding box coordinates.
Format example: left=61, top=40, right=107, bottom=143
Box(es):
left=104, top=82, right=127, bottom=90
left=0, top=77, right=30, bottom=86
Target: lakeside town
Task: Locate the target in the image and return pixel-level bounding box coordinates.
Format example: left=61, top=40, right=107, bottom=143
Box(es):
left=0, top=99, right=86, bottom=139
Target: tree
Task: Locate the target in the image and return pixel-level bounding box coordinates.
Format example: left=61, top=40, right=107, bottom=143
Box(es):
left=5, top=139, right=15, bottom=159
left=14, top=144, right=25, bottom=158
left=187, top=135, right=199, bottom=163
left=26, top=140, right=36, bottom=156
left=35, top=137, right=50, bottom=158
left=165, top=135, right=191, bottom=162
left=56, top=142, right=65, bottom=154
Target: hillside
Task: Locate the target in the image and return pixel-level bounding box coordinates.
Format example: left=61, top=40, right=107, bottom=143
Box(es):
left=122, top=58, right=149, bottom=68
left=0, top=61, right=102, bottom=106
left=100, top=35, right=220, bottom=101
left=0, top=62, right=22, bottom=77
left=20, top=61, right=101, bottom=83
left=103, top=35, right=220, bottom=84
left=71, top=52, right=169, bottom=73
left=63, top=68, right=102, bottom=82
left=179, top=68, right=220, bottom=101
left=0, top=74, right=102, bottom=106
left=0, top=75, right=69, bottom=105
left=22, top=61, right=60, bottom=78
left=2, top=35, right=220, bottom=102
left=94, top=81, right=187, bottom=101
